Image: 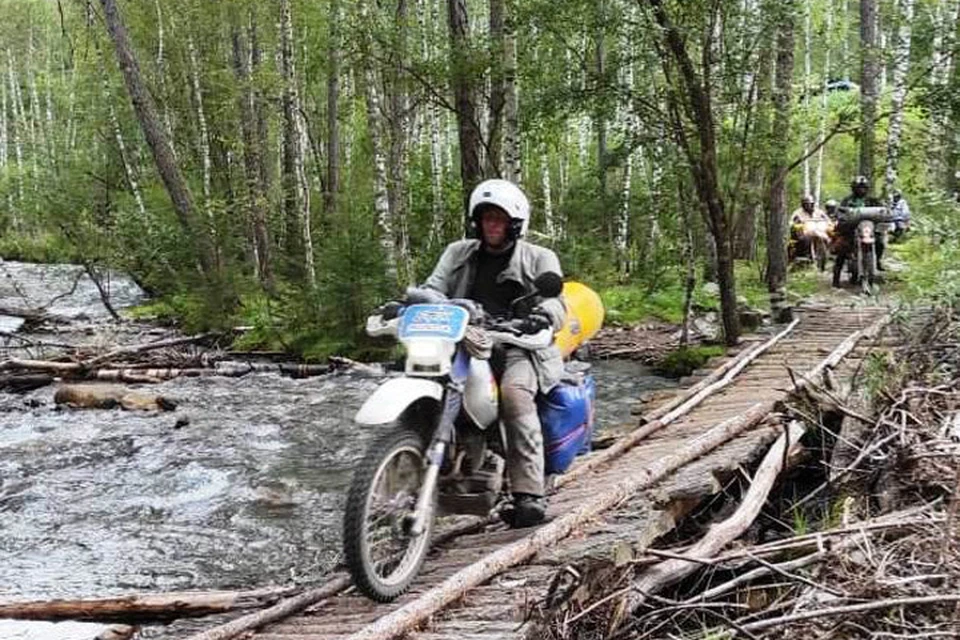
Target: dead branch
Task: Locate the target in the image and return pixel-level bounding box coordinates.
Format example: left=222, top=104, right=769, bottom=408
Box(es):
left=737, top=594, right=960, bottom=635
left=82, top=332, right=221, bottom=368
left=617, top=421, right=807, bottom=622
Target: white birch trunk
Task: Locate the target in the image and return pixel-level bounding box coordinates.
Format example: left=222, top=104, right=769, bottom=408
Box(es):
left=6, top=52, right=24, bottom=216
left=360, top=2, right=398, bottom=283
left=108, top=96, right=147, bottom=220
left=187, top=35, right=212, bottom=223
left=296, top=107, right=316, bottom=286
left=815, top=0, right=833, bottom=204
left=1, top=77, right=7, bottom=169
left=503, top=25, right=520, bottom=184
left=615, top=19, right=636, bottom=273
left=879, top=11, right=888, bottom=94
left=802, top=0, right=812, bottom=196
left=884, top=0, right=915, bottom=195
left=154, top=0, right=174, bottom=149
left=541, top=150, right=554, bottom=238
left=841, top=0, right=850, bottom=81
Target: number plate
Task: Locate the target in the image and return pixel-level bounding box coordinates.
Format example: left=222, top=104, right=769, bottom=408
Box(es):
left=398, top=304, right=469, bottom=341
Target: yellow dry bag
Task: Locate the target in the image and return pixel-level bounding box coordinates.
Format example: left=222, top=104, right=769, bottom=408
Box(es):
left=554, top=282, right=605, bottom=358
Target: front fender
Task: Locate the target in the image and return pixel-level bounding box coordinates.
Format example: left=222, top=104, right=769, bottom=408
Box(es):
left=355, top=377, right=444, bottom=425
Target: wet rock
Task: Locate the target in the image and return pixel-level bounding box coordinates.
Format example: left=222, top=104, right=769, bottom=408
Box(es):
left=173, top=415, right=191, bottom=429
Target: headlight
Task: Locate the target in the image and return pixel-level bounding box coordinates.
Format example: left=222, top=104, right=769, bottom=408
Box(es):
left=406, top=340, right=443, bottom=359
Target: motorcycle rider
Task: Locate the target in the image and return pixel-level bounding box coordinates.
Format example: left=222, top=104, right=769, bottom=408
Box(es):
left=421, top=179, right=566, bottom=528
left=890, top=189, right=911, bottom=240
left=789, top=194, right=827, bottom=261
left=825, top=199, right=840, bottom=221
left=835, top=175, right=883, bottom=287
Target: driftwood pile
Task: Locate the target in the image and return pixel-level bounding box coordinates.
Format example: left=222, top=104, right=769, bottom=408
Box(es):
left=528, top=309, right=960, bottom=640
left=0, top=329, right=380, bottom=395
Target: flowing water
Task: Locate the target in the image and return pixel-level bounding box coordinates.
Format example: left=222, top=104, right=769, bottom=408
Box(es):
left=0, top=262, right=676, bottom=613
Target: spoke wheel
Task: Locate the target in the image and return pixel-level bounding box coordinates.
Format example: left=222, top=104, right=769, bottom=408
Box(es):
left=343, top=427, right=434, bottom=602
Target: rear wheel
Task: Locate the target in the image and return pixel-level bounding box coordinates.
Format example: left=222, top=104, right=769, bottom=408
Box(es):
left=343, top=426, right=434, bottom=601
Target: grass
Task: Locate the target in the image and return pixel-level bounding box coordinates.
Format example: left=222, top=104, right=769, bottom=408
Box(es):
left=599, top=260, right=823, bottom=327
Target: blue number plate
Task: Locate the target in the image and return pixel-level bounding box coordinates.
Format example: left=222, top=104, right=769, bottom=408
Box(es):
left=399, top=304, right=469, bottom=341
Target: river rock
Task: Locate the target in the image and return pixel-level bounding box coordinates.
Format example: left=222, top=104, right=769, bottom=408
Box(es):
left=53, top=384, right=177, bottom=411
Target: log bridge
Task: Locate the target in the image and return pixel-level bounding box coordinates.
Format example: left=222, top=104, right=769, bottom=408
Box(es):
left=190, top=304, right=895, bottom=640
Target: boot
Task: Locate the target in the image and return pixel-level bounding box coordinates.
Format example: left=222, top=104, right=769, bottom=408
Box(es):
left=832, top=260, right=843, bottom=288
left=876, top=243, right=886, bottom=271
left=500, top=493, right=546, bottom=529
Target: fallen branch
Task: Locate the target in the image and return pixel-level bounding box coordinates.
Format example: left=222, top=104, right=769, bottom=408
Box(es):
left=345, top=403, right=773, bottom=640
left=618, top=421, right=807, bottom=621
left=82, top=332, right=220, bottom=368
left=0, top=587, right=300, bottom=624
left=182, top=576, right=350, bottom=640
left=737, top=594, right=960, bottom=634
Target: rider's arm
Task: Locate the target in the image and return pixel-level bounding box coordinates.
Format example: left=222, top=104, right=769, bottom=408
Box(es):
left=421, top=243, right=461, bottom=297
left=532, top=249, right=566, bottom=331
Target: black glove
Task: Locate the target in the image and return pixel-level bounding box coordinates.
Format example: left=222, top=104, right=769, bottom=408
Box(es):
left=380, top=301, right=405, bottom=320
left=516, top=309, right=553, bottom=334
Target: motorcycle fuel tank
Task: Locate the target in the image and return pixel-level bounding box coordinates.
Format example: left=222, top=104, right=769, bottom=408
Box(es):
left=463, top=358, right=499, bottom=428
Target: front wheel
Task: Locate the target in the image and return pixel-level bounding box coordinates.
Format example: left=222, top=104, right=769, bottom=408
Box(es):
left=343, top=426, right=435, bottom=601
left=862, top=244, right=876, bottom=294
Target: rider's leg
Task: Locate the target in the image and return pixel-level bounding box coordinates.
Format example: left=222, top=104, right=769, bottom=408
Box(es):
left=498, top=349, right=546, bottom=527
left=833, top=251, right=846, bottom=287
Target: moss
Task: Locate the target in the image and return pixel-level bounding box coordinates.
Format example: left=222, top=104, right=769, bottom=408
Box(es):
left=654, top=345, right=725, bottom=378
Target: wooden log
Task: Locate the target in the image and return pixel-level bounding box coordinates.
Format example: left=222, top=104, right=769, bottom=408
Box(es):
left=182, top=575, right=351, bottom=640
left=53, top=384, right=176, bottom=411
left=1, top=357, right=80, bottom=373
left=0, top=619, right=134, bottom=640
left=345, top=403, right=772, bottom=640
left=0, top=587, right=299, bottom=623
left=0, top=373, right=53, bottom=392
left=554, top=318, right=799, bottom=491
left=618, top=420, right=807, bottom=620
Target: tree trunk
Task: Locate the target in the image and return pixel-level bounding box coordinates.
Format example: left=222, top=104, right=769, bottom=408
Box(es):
left=486, top=0, right=504, bottom=177
left=541, top=149, right=554, bottom=237
left=187, top=35, right=213, bottom=228
left=387, top=0, right=414, bottom=286
left=859, top=0, right=878, bottom=180
left=502, top=11, right=520, bottom=183
left=649, top=0, right=739, bottom=345
left=361, top=0, right=399, bottom=284
left=767, top=0, right=796, bottom=324
left=6, top=52, right=25, bottom=218
left=280, top=0, right=305, bottom=281
left=448, top=0, right=483, bottom=224
left=815, top=0, right=833, bottom=204
left=883, top=0, right=914, bottom=196
left=99, top=0, right=216, bottom=279
left=231, top=23, right=273, bottom=292
left=801, top=0, right=811, bottom=196
left=324, top=0, right=341, bottom=216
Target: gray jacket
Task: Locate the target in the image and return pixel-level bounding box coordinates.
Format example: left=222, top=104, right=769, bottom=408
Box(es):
left=423, top=239, right=566, bottom=392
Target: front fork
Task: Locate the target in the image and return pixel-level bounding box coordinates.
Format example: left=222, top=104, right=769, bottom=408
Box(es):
left=407, top=385, right=462, bottom=536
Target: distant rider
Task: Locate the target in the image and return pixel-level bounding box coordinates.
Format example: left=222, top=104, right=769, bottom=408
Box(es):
left=890, top=189, right=911, bottom=240
left=789, top=194, right=827, bottom=262
left=422, top=179, right=566, bottom=528
left=835, top=175, right=883, bottom=287
left=825, top=199, right=840, bottom=221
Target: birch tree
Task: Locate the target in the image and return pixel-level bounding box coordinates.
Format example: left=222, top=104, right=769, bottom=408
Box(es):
left=448, top=0, right=483, bottom=221
left=859, top=0, right=879, bottom=180
left=883, top=0, right=914, bottom=196
left=99, top=0, right=217, bottom=279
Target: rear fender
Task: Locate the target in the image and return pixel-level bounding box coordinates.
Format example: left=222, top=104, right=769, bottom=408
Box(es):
left=355, top=377, right=444, bottom=425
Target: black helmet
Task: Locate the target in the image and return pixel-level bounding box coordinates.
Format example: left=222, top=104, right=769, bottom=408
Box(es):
left=825, top=198, right=839, bottom=211
left=851, top=175, right=870, bottom=191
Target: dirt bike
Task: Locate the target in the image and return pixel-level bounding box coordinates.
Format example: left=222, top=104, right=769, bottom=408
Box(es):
left=838, top=206, right=892, bottom=295
left=342, top=273, right=592, bottom=602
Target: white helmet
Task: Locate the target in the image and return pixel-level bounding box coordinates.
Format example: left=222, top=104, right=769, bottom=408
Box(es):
left=469, top=179, right=530, bottom=239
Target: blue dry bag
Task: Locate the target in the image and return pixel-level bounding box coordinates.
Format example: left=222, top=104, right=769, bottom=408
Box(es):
left=538, top=374, right=596, bottom=475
